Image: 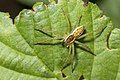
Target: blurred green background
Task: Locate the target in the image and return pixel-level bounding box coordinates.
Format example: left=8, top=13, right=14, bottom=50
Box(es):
left=95, top=0, right=120, bottom=28
left=0, top=0, right=120, bottom=28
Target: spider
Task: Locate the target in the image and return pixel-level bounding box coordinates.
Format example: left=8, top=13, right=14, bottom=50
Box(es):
left=34, top=9, right=97, bottom=71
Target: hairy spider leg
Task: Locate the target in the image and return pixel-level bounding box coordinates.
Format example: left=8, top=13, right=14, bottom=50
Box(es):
left=75, top=41, right=96, bottom=56
left=34, top=39, right=63, bottom=45
left=35, top=28, right=54, bottom=38
left=61, top=43, right=73, bottom=71
left=35, top=28, right=63, bottom=39
left=61, top=8, right=72, bottom=33
left=34, top=28, right=63, bottom=45
left=74, top=15, right=82, bottom=29
left=71, top=43, right=78, bottom=72
left=77, top=25, right=107, bottom=40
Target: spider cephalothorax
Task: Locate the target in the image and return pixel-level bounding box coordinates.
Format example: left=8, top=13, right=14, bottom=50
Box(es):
left=64, top=26, right=84, bottom=47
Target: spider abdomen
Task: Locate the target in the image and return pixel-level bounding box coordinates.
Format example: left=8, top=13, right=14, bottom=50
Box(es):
left=72, top=26, right=84, bottom=38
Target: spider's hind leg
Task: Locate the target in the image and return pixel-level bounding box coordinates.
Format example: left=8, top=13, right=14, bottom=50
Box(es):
left=71, top=44, right=78, bottom=72
left=75, top=41, right=96, bottom=56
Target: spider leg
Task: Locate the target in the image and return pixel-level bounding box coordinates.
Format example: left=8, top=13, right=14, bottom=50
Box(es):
left=71, top=43, right=78, bottom=72
left=61, top=8, right=72, bottom=33
left=75, top=41, right=96, bottom=56
left=77, top=25, right=107, bottom=40
left=34, top=39, right=63, bottom=45
left=61, top=45, right=72, bottom=71
left=77, top=32, right=92, bottom=40
left=34, top=28, right=63, bottom=45
left=68, top=45, right=72, bottom=54
left=35, top=28, right=54, bottom=38
left=35, top=28, right=63, bottom=40
left=62, top=44, right=78, bottom=72
left=74, top=15, right=82, bottom=28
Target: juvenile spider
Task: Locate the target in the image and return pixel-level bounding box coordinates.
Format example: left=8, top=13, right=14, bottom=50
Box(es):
left=64, top=26, right=84, bottom=47
left=35, top=25, right=95, bottom=71
left=34, top=9, right=97, bottom=71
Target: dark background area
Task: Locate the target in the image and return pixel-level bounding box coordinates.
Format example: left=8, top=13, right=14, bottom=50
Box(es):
left=0, top=0, right=120, bottom=28
left=0, top=0, right=31, bottom=19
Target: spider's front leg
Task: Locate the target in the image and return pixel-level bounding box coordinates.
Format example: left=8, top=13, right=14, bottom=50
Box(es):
left=34, top=28, right=63, bottom=45
left=34, top=39, right=63, bottom=45
left=71, top=43, right=78, bottom=72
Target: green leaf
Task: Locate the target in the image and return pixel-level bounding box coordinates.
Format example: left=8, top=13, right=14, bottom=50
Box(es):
left=0, top=0, right=120, bottom=80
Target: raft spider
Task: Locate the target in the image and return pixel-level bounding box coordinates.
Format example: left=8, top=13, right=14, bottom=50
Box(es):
left=34, top=9, right=96, bottom=71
